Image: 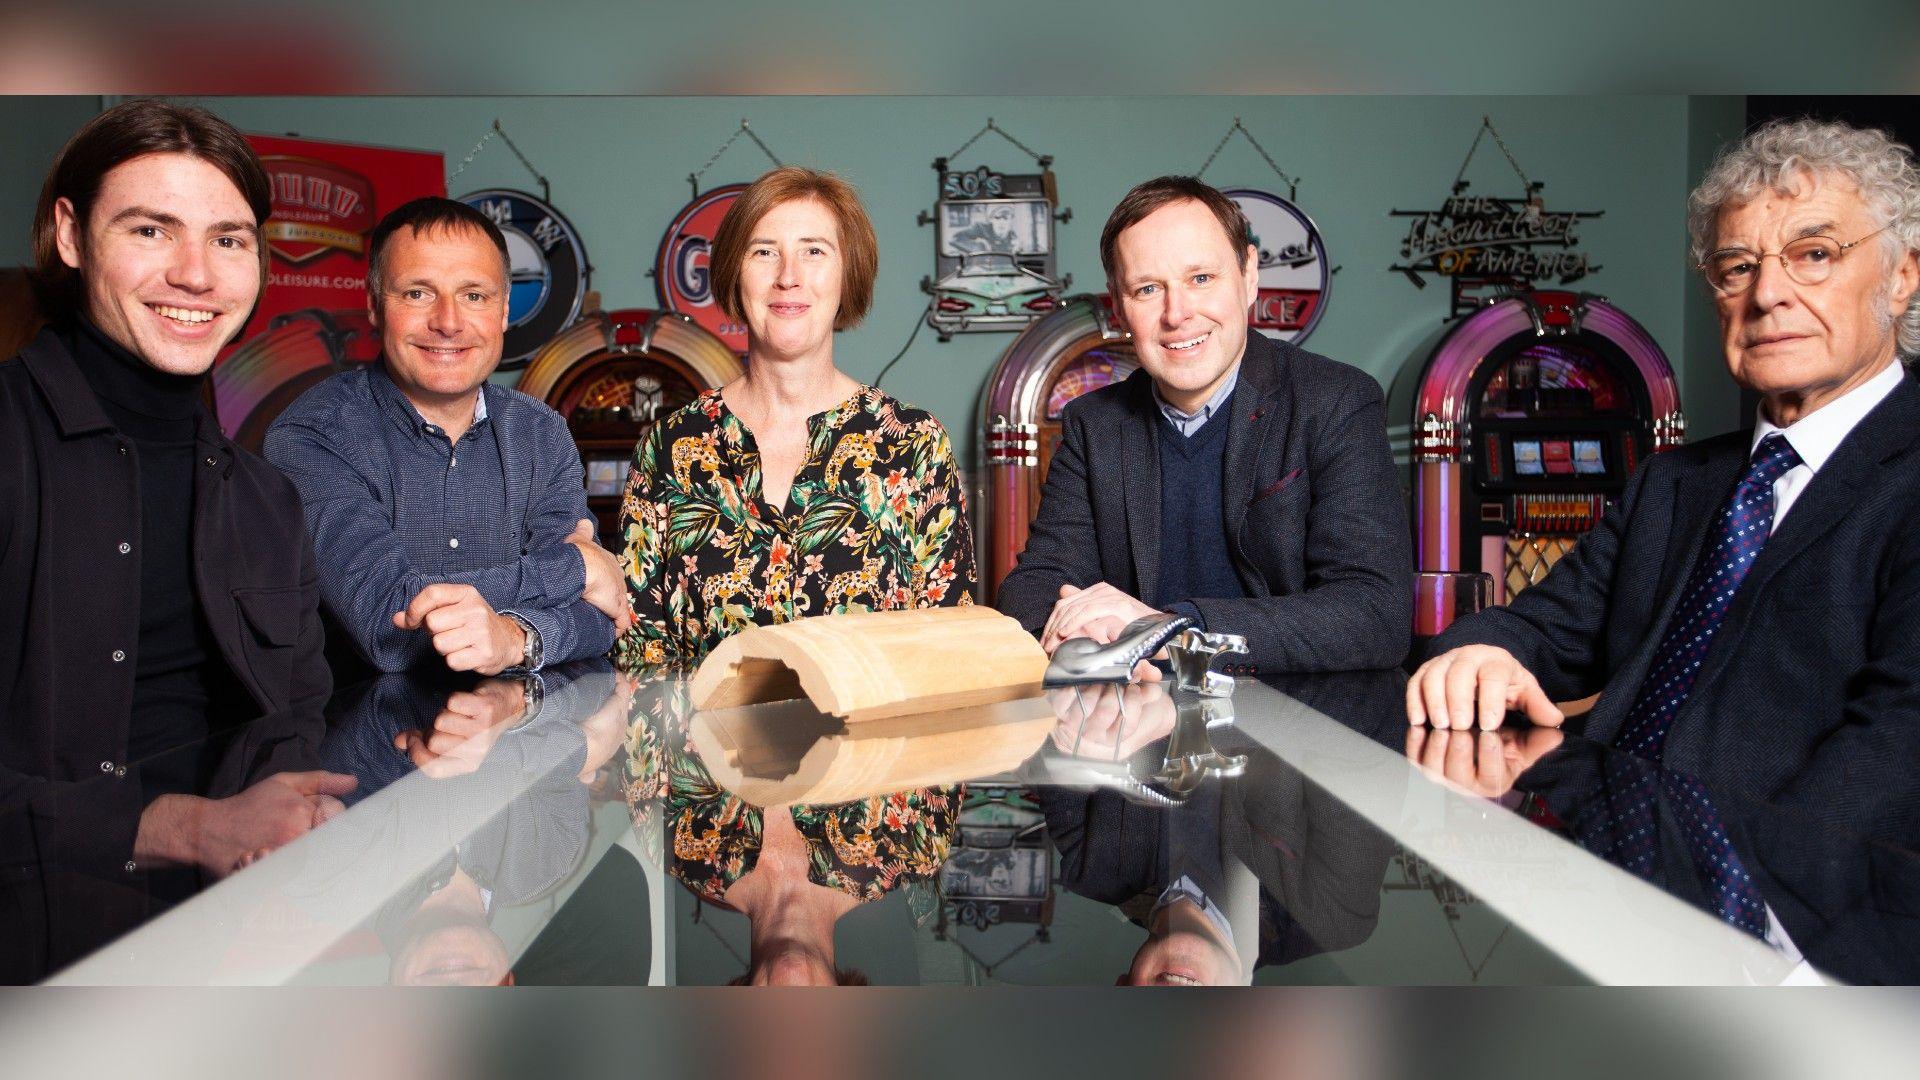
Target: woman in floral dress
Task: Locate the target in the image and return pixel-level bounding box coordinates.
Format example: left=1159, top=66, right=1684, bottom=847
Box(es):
left=614, top=165, right=977, bottom=667
left=614, top=167, right=976, bottom=982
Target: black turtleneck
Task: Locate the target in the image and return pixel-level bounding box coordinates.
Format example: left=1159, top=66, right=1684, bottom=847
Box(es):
left=63, top=319, right=241, bottom=804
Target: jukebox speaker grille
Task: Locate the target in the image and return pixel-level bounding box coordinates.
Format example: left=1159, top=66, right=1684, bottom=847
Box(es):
left=1503, top=535, right=1580, bottom=597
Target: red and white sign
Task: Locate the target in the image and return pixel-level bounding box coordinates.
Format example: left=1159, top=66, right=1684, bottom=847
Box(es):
left=1223, top=188, right=1331, bottom=346
left=654, top=183, right=750, bottom=355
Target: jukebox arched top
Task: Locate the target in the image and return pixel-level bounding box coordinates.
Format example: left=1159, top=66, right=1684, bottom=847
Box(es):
left=518, top=308, right=743, bottom=539
left=1410, top=290, right=1685, bottom=605
left=980, top=294, right=1139, bottom=599
left=1413, top=290, right=1684, bottom=462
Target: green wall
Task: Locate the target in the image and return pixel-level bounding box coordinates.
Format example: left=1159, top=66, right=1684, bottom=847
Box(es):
left=0, top=96, right=106, bottom=265
left=13, top=95, right=1752, bottom=454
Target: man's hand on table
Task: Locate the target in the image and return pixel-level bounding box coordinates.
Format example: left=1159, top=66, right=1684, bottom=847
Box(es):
left=395, top=678, right=528, bottom=778
left=568, top=518, right=633, bottom=633
left=135, top=770, right=358, bottom=877
left=1041, top=583, right=1167, bottom=683
left=1405, top=723, right=1564, bottom=799
left=1406, top=644, right=1564, bottom=731
left=394, top=584, right=526, bottom=675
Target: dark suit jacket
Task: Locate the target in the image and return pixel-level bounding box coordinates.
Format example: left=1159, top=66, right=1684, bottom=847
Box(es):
left=996, top=332, right=1413, bottom=674
left=0, top=328, right=330, bottom=978
left=1436, top=370, right=1920, bottom=843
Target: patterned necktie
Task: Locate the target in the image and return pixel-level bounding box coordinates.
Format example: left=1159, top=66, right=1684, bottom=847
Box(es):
left=1614, top=433, right=1803, bottom=759
left=1602, top=432, right=1802, bottom=938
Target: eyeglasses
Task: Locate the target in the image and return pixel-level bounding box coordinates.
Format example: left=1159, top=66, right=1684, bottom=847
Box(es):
left=1698, top=225, right=1890, bottom=295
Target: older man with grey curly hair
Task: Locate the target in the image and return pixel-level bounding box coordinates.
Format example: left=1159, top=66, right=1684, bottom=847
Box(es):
left=1407, top=118, right=1920, bottom=949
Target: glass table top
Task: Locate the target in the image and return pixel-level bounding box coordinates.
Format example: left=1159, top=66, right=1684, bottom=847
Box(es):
left=5, top=656, right=1914, bottom=986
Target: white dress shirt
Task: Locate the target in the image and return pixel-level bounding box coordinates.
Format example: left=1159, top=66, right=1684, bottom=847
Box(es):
left=1750, top=358, right=1906, bottom=533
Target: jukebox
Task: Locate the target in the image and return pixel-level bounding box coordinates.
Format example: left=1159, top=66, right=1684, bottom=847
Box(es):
left=1410, top=290, right=1685, bottom=604
left=516, top=308, right=742, bottom=540
left=979, top=295, right=1138, bottom=599
left=213, top=308, right=379, bottom=453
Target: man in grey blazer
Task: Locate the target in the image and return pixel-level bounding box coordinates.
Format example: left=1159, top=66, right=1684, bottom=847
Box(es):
left=996, top=176, right=1412, bottom=675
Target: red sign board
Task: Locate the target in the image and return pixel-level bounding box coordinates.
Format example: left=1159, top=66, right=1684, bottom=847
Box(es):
left=655, top=184, right=750, bottom=355
left=212, top=134, right=443, bottom=447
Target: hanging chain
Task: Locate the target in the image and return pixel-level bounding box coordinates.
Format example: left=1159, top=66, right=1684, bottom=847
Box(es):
left=1195, top=117, right=1298, bottom=200
left=690, top=119, right=785, bottom=196
left=1452, top=115, right=1534, bottom=193
left=945, top=118, right=1046, bottom=166
left=446, top=119, right=552, bottom=201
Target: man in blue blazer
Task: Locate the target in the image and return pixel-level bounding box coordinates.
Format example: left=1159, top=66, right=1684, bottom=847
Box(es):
left=995, top=177, right=1412, bottom=675
left=1411, top=119, right=1920, bottom=847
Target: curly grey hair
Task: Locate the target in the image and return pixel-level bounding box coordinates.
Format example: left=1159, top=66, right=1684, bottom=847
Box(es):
left=1687, top=117, right=1920, bottom=358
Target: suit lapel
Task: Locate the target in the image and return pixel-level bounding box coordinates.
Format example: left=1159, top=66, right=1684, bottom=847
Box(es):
left=1121, top=376, right=1162, bottom=601
left=1222, top=337, right=1285, bottom=547
left=1739, top=375, right=1920, bottom=605
left=1653, top=442, right=1745, bottom=609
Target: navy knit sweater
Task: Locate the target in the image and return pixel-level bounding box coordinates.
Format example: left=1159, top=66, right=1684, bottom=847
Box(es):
left=1155, top=405, right=1248, bottom=626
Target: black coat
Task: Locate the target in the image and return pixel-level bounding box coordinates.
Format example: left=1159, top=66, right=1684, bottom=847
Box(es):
left=995, top=332, right=1413, bottom=674
left=0, top=328, right=329, bottom=969
left=1435, top=371, right=1920, bottom=843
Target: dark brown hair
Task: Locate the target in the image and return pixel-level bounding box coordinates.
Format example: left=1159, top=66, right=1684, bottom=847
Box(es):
left=366, top=196, right=510, bottom=300
left=30, top=99, right=272, bottom=321
left=1099, top=175, right=1255, bottom=286
left=709, top=166, right=879, bottom=332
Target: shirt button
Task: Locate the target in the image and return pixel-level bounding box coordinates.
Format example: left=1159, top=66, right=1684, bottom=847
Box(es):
left=124, top=861, right=137, bottom=874
left=204, top=457, right=217, bottom=467
left=99, top=760, right=113, bottom=773
left=115, top=766, right=127, bottom=778
left=449, top=537, right=460, bottom=549
left=449, top=456, right=457, bottom=469
left=118, top=541, right=132, bottom=554
left=111, top=649, right=126, bottom=662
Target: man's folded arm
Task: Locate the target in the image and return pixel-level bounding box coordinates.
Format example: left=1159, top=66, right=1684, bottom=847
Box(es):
left=264, top=421, right=588, bottom=671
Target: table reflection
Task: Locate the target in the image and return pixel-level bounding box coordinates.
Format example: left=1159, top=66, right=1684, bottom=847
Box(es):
left=1410, top=718, right=1920, bottom=984
left=9, top=650, right=1916, bottom=986
left=1035, top=671, right=1406, bottom=985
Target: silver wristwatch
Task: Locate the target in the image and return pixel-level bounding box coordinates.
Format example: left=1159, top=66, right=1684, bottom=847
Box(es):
left=504, top=611, right=542, bottom=672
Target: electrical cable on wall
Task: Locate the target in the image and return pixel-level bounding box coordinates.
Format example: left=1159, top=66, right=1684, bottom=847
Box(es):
left=872, top=299, right=935, bottom=389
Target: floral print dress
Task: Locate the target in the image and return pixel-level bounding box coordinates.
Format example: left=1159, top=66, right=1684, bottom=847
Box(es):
left=612, top=384, right=978, bottom=667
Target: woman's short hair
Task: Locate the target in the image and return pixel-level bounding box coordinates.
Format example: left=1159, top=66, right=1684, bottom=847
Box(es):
left=708, top=166, right=879, bottom=332
left=1688, top=117, right=1920, bottom=358
left=30, top=99, right=272, bottom=322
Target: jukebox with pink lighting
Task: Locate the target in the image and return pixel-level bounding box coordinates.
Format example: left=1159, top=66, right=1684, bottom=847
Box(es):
left=516, top=308, right=742, bottom=540
left=979, top=295, right=1138, bottom=600
left=215, top=308, right=379, bottom=453
left=1411, top=290, right=1685, bottom=604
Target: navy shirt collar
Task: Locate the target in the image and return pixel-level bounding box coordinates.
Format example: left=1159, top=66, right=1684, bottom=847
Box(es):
left=370, top=361, right=491, bottom=442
